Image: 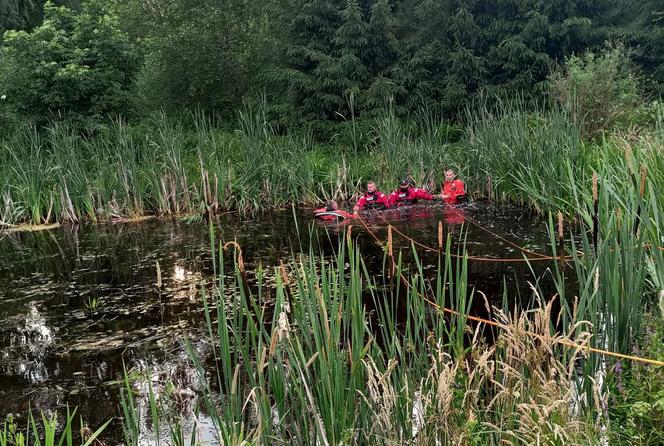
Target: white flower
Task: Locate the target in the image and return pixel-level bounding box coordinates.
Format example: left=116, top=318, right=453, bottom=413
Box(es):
left=0, top=95, right=5, bottom=100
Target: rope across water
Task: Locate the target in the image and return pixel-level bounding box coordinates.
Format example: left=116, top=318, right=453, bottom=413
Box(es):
left=354, top=215, right=664, bottom=368
left=370, top=208, right=572, bottom=262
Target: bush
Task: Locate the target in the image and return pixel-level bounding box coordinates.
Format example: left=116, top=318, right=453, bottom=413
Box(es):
left=549, top=43, right=641, bottom=138
left=0, top=0, right=139, bottom=124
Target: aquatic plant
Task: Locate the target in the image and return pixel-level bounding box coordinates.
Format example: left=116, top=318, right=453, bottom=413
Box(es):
left=84, top=296, right=104, bottom=316
left=117, top=229, right=605, bottom=445
left=0, top=408, right=109, bottom=446
left=1, top=100, right=662, bottom=227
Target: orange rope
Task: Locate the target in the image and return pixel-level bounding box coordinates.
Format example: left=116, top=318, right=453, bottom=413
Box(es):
left=372, top=213, right=572, bottom=263
left=355, top=216, right=664, bottom=367
left=447, top=207, right=552, bottom=259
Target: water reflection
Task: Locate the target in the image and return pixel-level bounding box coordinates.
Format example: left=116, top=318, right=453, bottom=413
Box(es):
left=169, top=263, right=203, bottom=302
left=173, top=265, right=187, bottom=283
left=0, top=302, right=54, bottom=384
left=123, top=345, right=223, bottom=445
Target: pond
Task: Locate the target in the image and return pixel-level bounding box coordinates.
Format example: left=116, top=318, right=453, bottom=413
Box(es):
left=0, top=202, right=563, bottom=439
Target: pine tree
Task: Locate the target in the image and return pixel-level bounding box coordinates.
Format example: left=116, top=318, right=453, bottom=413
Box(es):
left=363, top=0, right=401, bottom=111
left=481, top=0, right=609, bottom=97
left=272, top=0, right=346, bottom=122
left=334, top=0, right=370, bottom=116
left=394, top=0, right=487, bottom=115
left=612, top=0, right=664, bottom=95
left=1, top=0, right=38, bottom=34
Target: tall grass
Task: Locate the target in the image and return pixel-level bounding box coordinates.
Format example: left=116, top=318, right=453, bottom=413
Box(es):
left=117, top=229, right=605, bottom=445
left=0, top=408, right=109, bottom=446
left=1, top=100, right=662, bottom=233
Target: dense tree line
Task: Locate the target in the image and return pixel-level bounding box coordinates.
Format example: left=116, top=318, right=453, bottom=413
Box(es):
left=0, top=0, right=663, bottom=127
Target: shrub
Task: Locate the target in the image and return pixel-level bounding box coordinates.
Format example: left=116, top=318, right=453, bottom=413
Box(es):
left=549, top=43, right=641, bottom=138
left=0, top=0, right=138, bottom=124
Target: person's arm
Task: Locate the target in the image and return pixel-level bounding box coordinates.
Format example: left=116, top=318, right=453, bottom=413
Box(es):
left=414, top=188, right=434, bottom=200
left=379, top=193, right=391, bottom=209
left=452, top=180, right=466, bottom=199
left=387, top=191, right=398, bottom=207
left=354, top=196, right=365, bottom=212
left=441, top=183, right=450, bottom=199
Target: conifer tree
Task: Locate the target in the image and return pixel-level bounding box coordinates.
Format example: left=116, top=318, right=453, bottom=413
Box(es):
left=334, top=0, right=370, bottom=116
left=272, top=0, right=346, bottom=122
left=363, top=0, right=401, bottom=111
left=1, top=0, right=38, bottom=34
left=615, top=0, right=664, bottom=94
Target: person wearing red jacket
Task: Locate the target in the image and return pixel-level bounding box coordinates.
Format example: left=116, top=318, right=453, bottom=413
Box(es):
left=314, top=200, right=356, bottom=221
left=389, top=179, right=434, bottom=207
left=441, top=169, right=466, bottom=205
left=354, top=181, right=390, bottom=212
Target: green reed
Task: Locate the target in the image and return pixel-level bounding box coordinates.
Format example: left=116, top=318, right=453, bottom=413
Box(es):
left=117, top=224, right=609, bottom=445
left=1, top=100, right=662, bottom=227
left=1, top=408, right=109, bottom=446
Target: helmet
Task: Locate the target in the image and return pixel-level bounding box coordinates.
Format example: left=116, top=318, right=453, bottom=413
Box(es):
left=399, top=178, right=409, bottom=187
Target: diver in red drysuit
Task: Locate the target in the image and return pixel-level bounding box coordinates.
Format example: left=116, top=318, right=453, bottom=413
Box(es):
left=314, top=200, right=356, bottom=221
left=441, top=169, right=466, bottom=205
left=388, top=179, right=434, bottom=207
left=354, top=181, right=390, bottom=212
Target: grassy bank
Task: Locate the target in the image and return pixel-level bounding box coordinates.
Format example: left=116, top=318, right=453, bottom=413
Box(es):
left=2, top=102, right=662, bottom=228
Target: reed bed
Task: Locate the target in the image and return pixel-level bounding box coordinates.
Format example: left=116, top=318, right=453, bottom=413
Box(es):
left=114, top=231, right=609, bottom=446
left=2, top=102, right=663, bottom=228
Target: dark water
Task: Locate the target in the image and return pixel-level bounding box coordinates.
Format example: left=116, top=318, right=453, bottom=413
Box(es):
left=0, top=203, right=559, bottom=438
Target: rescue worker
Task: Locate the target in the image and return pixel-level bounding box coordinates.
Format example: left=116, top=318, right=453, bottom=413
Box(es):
left=441, top=169, right=466, bottom=205
left=314, top=200, right=356, bottom=220
left=353, top=181, right=390, bottom=212
left=388, top=179, right=434, bottom=207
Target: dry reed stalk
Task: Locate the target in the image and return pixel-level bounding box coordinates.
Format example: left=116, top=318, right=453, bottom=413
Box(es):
left=438, top=220, right=443, bottom=250
left=557, top=211, right=564, bottom=241
left=639, top=165, right=647, bottom=199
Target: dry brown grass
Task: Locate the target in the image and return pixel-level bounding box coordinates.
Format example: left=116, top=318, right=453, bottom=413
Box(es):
left=361, top=300, right=601, bottom=445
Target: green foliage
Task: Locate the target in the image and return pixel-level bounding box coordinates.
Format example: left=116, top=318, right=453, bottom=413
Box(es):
left=0, top=0, right=138, bottom=123
left=609, top=317, right=664, bottom=445
left=271, top=0, right=615, bottom=125
left=0, top=0, right=38, bottom=34
left=271, top=0, right=347, bottom=122
left=1, top=408, right=109, bottom=446
left=3, top=0, right=664, bottom=125
left=549, top=43, right=641, bottom=138
left=608, top=1, right=664, bottom=97
left=121, top=0, right=263, bottom=115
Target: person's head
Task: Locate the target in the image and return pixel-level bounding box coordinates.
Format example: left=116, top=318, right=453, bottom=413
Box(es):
left=399, top=178, right=409, bottom=192
left=444, top=169, right=456, bottom=182
left=367, top=181, right=377, bottom=194
left=325, top=200, right=338, bottom=211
